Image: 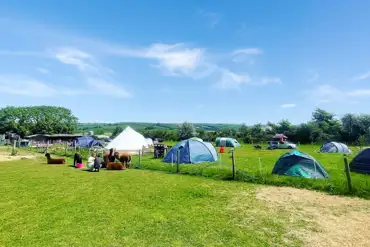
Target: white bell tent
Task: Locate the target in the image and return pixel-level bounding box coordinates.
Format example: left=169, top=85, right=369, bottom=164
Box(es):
left=105, top=126, right=148, bottom=154
left=145, top=138, right=154, bottom=147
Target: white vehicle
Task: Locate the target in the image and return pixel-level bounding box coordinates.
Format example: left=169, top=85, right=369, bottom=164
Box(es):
left=268, top=140, right=297, bottom=149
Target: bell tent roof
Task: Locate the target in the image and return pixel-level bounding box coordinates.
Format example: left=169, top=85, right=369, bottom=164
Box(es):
left=105, top=126, right=148, bottom=154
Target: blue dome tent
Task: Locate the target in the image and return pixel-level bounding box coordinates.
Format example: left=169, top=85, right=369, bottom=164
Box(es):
left=162, top=139, right=218, bottom=164
left=320, top=142, right=351, bottom=154
left=74, top=136, right=103, bottom=148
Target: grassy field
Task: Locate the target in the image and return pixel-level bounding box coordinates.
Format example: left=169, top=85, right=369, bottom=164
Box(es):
left=1, top=146, right=370, bottom=246
left=19, top=143, right=370, bottom=199
left=0, top=152, right=305, bottom=247
left=134, top=144, right=370, bottom=199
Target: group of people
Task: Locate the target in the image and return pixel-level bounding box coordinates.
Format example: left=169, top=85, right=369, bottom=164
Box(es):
left=73, top=148, right=126, bottom=171
left=86, top=148, right=122, bottom=172
left=86, top=152, right=104, bottom=172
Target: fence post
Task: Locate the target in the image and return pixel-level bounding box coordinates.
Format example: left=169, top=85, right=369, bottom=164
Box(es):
left=65, top=142, right=68, bottom=155
left=231, top=149, right=236, bottom=180
left=258, top=157, right=262, bottom=177
left=343, top=155, right=353, bottom=192
left=46, top=140, right=49, bottom=153
left=176, top=149, right=180, bottom=173
left=74, top=140, right=77, bottom=153
left=138, top=149, right=141, bottom=169
left=12, top=140, right=16, bottom=155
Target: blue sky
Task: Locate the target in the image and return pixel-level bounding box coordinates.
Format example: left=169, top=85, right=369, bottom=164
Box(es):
left=1, top=0, right=370, bottom=124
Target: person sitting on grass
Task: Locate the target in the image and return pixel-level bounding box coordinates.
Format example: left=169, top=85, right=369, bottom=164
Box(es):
left=93, top=153, right=103, bottom=172
left=86, top=153, right=96, bottom=171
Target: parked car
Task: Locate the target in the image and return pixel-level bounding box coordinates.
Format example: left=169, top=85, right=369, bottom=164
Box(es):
left=268, top=140, right=297, bottom=149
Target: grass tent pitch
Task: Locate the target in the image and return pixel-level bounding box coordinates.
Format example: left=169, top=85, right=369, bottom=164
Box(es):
left=162, top=139, right=218, bottom=164
left=272, top=150, right=329, bottom=179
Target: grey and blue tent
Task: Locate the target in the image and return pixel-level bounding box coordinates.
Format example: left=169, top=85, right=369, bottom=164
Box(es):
left=320, top=142, right=351, bottom=153
left=272, top=150, right=329, bottom=179
left=349, top=148, right=370, bottom=174
left=215, top=137, right=241, bottom=147
left=162, top=139, right=218, bottom=164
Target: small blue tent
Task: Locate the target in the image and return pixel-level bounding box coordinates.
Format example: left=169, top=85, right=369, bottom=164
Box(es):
left=162, top=139, right=218, bottom=164
left=320, top=142, right=351, bottom=154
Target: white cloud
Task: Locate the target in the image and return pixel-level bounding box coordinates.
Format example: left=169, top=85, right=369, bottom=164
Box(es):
left=352, top=71, right=370, bottom=81
left=280, top=103, right=296, bottom=108
left=0, top=75, right=86, bottom=97
left=216, top=69, right=250, bottom=90
left=347, top=89, right=370, bottom=96
left=232, top=48, right=263, bottom=55
left=112, top=43, right=276, bottom=90
left=197, top=10, right=221, bottom=28
left=0, top=18, right=281, bottom=93
left=255, top=77, right=282, bottom=85
left=305, top=84, right=370, bottom=105
left=53, top=47, right=95, bottom=71
left=232, top=48, right=263, bottom=64
left=37, top=68, right=49, bottom=74
left=86, top=78, right=131, bottom=98
left=52, top=47, right=131, bottom=98
left=112, top=43, right=210, bottom=78
left=305, top=84, right=345, bottom=103
left=145, top=43, right=204, bottom=76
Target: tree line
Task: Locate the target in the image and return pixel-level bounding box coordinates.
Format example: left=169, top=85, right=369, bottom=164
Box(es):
left=138, top=108, right=370, bottom=145
left=0, top=106, right=78, bottom=137
left=2, top=106, right=370, bottom=145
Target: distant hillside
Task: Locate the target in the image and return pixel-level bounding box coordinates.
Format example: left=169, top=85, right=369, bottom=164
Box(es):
left=77, top=122, right=242, bottom=134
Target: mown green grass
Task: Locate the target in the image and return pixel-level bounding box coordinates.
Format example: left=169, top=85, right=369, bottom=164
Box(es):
left=19, top=143, right=370, bottom=199
left=0, top=155, right=304, bottom=247
left=135, top=144, right=370, bottom=199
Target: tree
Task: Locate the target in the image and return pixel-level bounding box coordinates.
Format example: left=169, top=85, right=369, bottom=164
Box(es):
left=296, top=123, right=313, bottom=144
left=311, top=108, right=341, bottom=142
left=94, top=128, right=105, bottom=135
left=0, top=106, right=78, bottom=137
left=341, top=114, right=361, bottom=143
left=239, top=124, right=252, bottom=143
left=197, top=129, right=205, bottom=140
left=276, top=119, right=292, bottom=133
left=111, top=126, right=124, bottom=138
left=250, top=124, right=266, bottom=143
left=178, top=121, right=197, bottom=140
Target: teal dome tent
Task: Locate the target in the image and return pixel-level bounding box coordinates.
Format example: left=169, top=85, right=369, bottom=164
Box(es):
left=272, top=150, right=329, bottom=179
